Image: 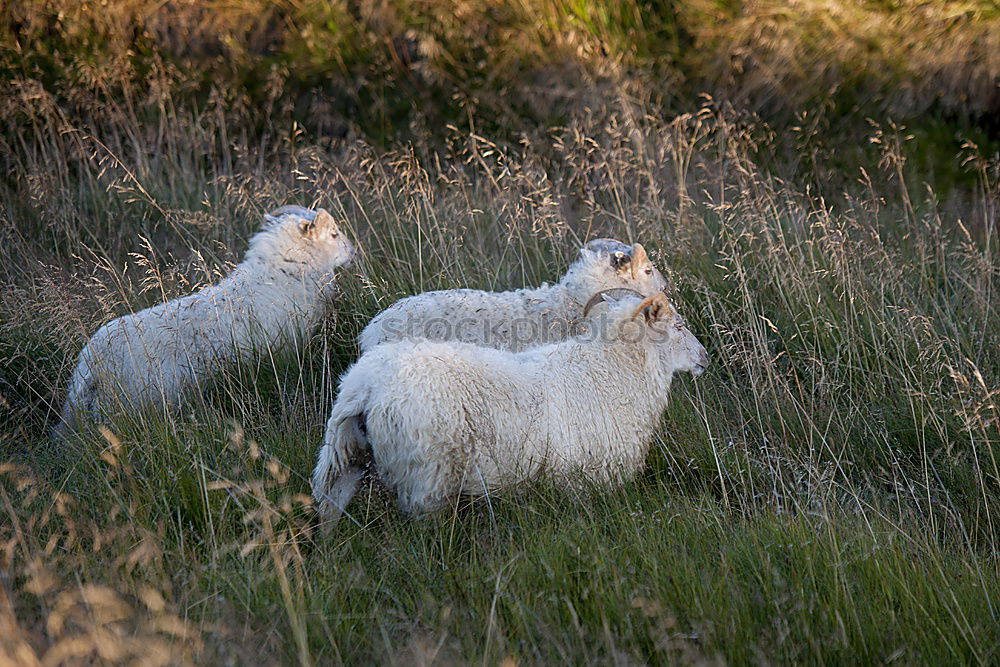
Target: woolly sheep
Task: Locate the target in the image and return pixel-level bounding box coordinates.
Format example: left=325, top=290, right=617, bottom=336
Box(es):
left=57, top=205, right=355, bottom=435
left=312, top=290, right=708, bottom=520
left=359, top=239, right=667, bottom=353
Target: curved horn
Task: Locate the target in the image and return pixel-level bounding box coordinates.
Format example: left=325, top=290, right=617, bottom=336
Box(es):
left=582, top=288, right=644, bottom=318
left=630, top=292, right=672, bottom=321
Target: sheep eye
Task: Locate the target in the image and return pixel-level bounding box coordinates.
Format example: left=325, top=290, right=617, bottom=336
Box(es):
left=644, top=267, right=653, bottom=275
left=331, top=230, right=339, bottom=238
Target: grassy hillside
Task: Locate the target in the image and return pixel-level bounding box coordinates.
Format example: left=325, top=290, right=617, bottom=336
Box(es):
left=1, top=1, right=998, bottom=664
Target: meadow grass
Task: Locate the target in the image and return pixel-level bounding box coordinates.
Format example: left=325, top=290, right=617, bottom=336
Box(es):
left=2, top=1, right=1000, bottom=664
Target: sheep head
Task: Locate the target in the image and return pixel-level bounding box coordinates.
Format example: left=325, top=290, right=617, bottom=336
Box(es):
left=598, top=291, right=708, bottom=378
left=566, top=239, right=668, bottom=305
left=259, top=205, right=356, bottom=276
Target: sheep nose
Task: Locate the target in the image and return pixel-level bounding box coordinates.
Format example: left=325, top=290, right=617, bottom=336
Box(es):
left=693, top=348, right=709, bottom=376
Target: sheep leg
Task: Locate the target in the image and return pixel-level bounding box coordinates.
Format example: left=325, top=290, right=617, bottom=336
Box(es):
left=319, top=466, right=365, bottom=527
left=313, top=412, right=369, bottom=526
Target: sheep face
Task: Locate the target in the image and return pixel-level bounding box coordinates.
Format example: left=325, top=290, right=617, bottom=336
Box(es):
left=613, top=292, right=708, bottom=378
left=638, top=294, right=708, bottom=377
left=261, top=206, right=356, bottom=275
left=566, top=239, right=668, bottom=304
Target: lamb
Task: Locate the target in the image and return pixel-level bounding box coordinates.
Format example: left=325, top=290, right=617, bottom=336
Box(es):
left=359, top=239, right=668, bottom=353
left=312, top=289, right=708, bottom=521
left=57, top=205, right=355, bottom=436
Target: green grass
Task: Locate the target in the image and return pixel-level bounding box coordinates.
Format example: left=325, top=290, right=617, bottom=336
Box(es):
left=7, top=425, right=998, bottom=663
left=2, top=1, right=999, bottom=664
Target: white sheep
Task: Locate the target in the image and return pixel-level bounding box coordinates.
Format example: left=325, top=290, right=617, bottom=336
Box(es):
left=57, top=205, right=355, bottom=435
left=359, top=239, right=667, bottom=353
left=312, top=290, right=708, bottom=520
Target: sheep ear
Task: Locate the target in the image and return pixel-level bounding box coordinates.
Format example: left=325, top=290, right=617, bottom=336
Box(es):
left=632, top=244, right=648, bottom=265
left=631, top=293, right=674, bottom=324
left=314, top=208, right=335, bottom=227
left=629, top=243, right=649, bottom=279
left=644, top=299, right=675, bottom=324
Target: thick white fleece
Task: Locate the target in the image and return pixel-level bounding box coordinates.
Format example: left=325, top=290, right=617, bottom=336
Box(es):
left=58, top=206, right=354, bottom=433
left=359, top=239, right=668, bottom=353
left=313, top=293, right=707, bottom=519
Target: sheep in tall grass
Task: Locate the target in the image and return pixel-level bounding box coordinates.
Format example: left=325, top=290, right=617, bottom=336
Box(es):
left=57, top=206, right=355, bottom=436
left=313, top=290, right=708, bottom=520
left=359, top=239, right=667, bottom=353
